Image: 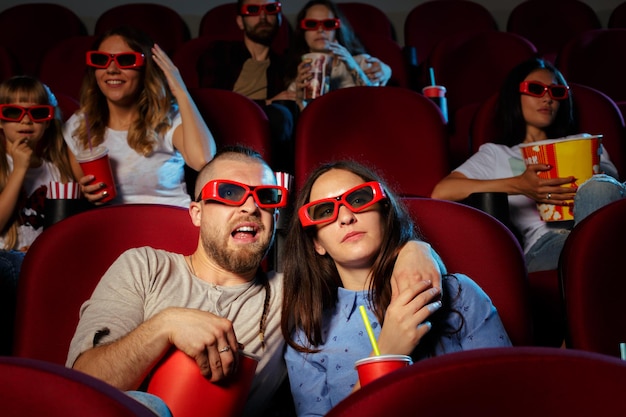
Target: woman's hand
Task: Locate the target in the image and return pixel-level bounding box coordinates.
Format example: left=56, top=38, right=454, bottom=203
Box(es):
left=377, top=280, right=442, bottom=356
left=295, top=59, right=314, bottom=100
left=78, top=174, right=109, bottom=204
left=326, top=41, right=359, bottom=71
left=362, top=56, right=391, bottom=86
left=517, top=164, right=576, bottom=205
left=151, top=43, right=187, bottom=99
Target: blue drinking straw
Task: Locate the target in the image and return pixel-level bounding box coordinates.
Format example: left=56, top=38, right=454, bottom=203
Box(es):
left=429, top=67, right=436, bottom=86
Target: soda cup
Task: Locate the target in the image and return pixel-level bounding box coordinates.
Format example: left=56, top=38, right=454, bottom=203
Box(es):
left=355, top=354, right=412, bottom=386
left=76, top=146, right=117, bottom=203
left=302, top=53, right=333, bottom=103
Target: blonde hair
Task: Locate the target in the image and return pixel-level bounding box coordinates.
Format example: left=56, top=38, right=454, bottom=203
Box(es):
left=73, top=26, right=176, bottom=156
left=0, top=76, right=75, bottom=249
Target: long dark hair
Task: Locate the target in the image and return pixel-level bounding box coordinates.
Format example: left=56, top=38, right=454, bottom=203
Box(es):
left=495, top=57, right=577, bottom=147
left=281, top=160, right=463, bottom=357
left=285, top=0, right=366, bottom=82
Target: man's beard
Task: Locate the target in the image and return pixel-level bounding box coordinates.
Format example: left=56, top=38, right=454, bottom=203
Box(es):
left=201, top=220, right=274, bottom=274
left=245, top=20, right=279, bottom=46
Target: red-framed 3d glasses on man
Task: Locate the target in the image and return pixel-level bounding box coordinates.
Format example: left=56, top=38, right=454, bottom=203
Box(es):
left=300, top=18, right=341, bottom=31
left=299, top=181, right=387, bottom=227
left=196, top=179, right=288, bottom=209
left=86, top=51, right=146, bottom=69
left=240, top=2, right=282, bottom=16
left=519, top=81, right=569, bottom=100
left=0, top=104, right=54, bottom=122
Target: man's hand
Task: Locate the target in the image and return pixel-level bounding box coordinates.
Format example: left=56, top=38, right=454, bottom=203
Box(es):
left=391, top=241, right=443, bottom=300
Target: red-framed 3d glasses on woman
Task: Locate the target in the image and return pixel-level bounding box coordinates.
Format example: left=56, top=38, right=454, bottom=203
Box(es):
left=86, top=51, right=146, bottom=69
left=519, top=81, right=570, bottom=100
left=240, top=2, right=282, bottom=16
left=300, top=18, right=341, bottom=31
left=195, top=179, right=288, bottom=209
left=299, top=181, right=387, bottom=227
left=0, top=104, right=54, bottom=122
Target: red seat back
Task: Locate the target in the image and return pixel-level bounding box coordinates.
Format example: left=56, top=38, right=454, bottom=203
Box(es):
left=13, top=204, right=199, bottom=365
left=94, top=4, right=190, bottom=55
left=401, top=197, right=532, bottom=346
left=507, top=0, right=600, bottom=63
left=294, top=86, right=449, bottom=198
left=326, top=347, right=626, bottom=417
left=1, top=357, right=158, bottom=417
left=0, top=4, right=86, bottom=75
left=560, top=198, right=626, bottom=357
left=557, top=28, right=626, bottom=103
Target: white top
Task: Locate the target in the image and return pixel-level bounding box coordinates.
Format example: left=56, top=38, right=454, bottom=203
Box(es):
left=454, top=142, right=617, bottom=253
left=1, top=156, right=61, bottom=249
left=63, top=111, right=190, bottom=208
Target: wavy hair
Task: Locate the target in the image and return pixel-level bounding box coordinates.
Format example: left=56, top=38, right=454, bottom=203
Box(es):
left=0, top=76, right=75, bottom=249
left=73, top=26, right=175, bottom=156
left=495, top=57, right=577, bottom=147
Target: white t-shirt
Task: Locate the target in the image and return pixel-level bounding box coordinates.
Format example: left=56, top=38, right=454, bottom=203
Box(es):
left=63, top=111, right=190, bottom=208
left=454, top=142, right=617, bottom=253
left=1, top=156, right=61, bottom=249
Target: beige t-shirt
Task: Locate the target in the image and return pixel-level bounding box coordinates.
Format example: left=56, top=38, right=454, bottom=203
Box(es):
left=233, top=58, right=271, bottom=100
left=66, top=247, right=285, bottom=416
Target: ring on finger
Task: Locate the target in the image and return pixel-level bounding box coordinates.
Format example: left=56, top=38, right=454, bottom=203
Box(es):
left=218, top=346, right=231, bottom=354
left=547, top=193, right=552, bottom=200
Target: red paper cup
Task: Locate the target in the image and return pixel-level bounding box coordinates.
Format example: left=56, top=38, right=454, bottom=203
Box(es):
left=302, top=53, right=333, bottom=101
left=520, top=134, right=602, bottom=221
left=147, top=349, right=259, bottom=417
left=355, top=354, right=412, bottom=386
left=76, top=146, right=117, bottom=203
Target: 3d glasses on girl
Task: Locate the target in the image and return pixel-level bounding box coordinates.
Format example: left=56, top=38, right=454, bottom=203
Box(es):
left=195, top=179, right=288, bottom=209
left=299, top=181, right=387, bottom=227
left=300, top=18, right=341, bottom=31
left=519, top=81, right=570, bottom=100
left=86, top=51, right=146, bottom=69
left=240, top=2, right=282, bottom=16
left=0, top=104, right=54, bottom=122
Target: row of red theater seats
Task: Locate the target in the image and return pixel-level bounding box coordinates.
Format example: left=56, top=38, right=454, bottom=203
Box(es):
left=2, top=0, right=626, bottom=85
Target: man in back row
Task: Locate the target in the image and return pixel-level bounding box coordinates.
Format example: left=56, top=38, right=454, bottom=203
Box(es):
left=66, top=146, right=441, bottom=416
left=204, top=0, right=297, bottom=173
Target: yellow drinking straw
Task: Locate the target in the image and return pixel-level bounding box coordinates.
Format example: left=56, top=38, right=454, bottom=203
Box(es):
left=359, top=305, right=381, bottom=356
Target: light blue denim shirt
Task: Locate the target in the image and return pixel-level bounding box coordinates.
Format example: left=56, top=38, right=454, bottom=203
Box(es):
left=285, top=273, right=512, bottom=417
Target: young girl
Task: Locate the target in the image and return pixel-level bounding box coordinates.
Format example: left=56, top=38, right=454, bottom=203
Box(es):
left=286, top=0, right=391, bottom=108
left=281, top=160, right=511, bottom=416
left=0, top=75, right=75, bottom=285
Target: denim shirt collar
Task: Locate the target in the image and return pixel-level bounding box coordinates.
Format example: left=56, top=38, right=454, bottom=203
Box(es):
left=337, top=287, right=370, bottom=321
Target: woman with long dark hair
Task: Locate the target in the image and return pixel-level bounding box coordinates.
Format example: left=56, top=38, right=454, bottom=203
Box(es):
left=281, top=160, right=510, bottom=416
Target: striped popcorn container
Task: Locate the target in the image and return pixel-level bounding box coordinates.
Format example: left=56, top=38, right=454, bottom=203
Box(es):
left=46, top=181, right=82, bottom=199
left=44, top=182, right=88, bottom=229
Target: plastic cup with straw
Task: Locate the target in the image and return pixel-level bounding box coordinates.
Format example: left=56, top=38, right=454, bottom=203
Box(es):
left=422, top=67, right=448, bottom=122
left=354, top=305, right=412, bottom=386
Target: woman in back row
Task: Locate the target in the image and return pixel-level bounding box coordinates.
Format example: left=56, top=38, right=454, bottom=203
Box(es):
left=432, top=57, right=625, bottom=272
left=286, top=0, right=391, bottom=108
